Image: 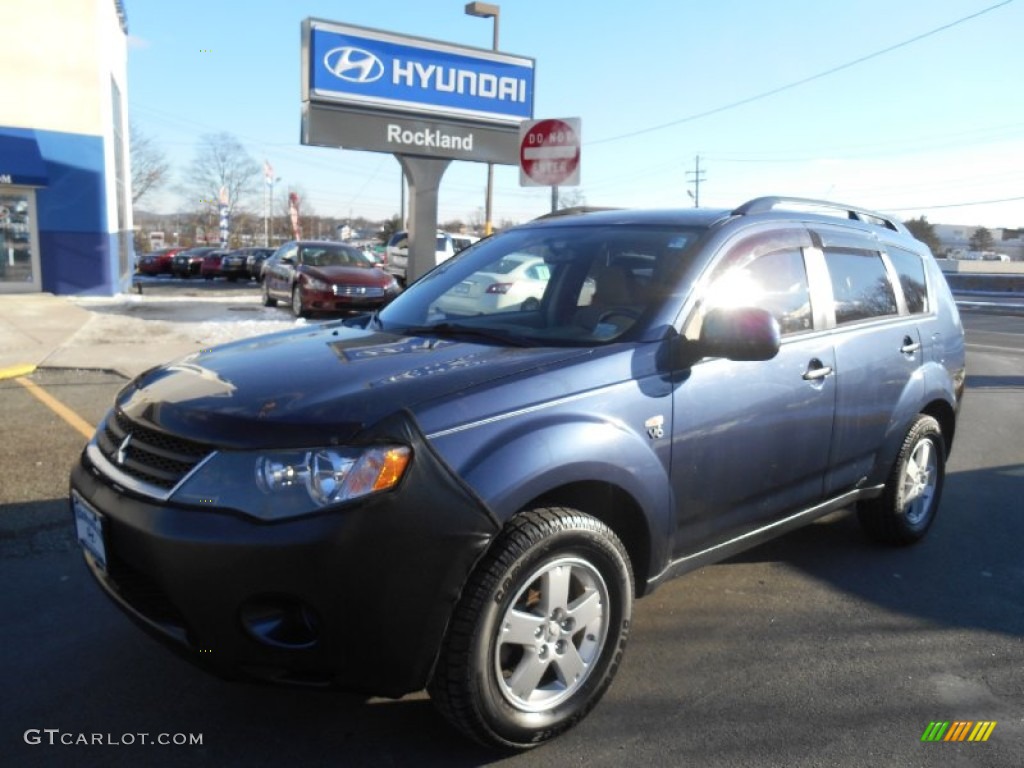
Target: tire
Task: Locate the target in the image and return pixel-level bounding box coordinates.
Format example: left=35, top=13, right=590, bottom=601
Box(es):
left=261, top=281, right=277, bottom=307
left=521, top=297, right=541, bottom=312
left=429, top=507, right=633, bottom=749
left=291, top=286, right=306, bottom=318
left=857, top=414, right=945, bottom=545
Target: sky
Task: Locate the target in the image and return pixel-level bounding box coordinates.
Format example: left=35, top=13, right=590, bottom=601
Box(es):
left=126, top=0, right=1024, bottom=230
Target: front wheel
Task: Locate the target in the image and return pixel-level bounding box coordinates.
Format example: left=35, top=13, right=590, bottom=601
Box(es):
left=429, top=507, right=633, bottom=749
left=261, top=281, right=277, bottom=307
left=857, top=414, right=945, bottom=545
left=291, top=285, right=306, bottom=318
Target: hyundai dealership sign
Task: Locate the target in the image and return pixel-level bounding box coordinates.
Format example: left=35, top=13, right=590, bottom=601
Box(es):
left=304, top=19, right=535, bottom=126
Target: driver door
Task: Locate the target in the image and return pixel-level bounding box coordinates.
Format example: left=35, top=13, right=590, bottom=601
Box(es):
left=670, top=229, right=837, bottom=557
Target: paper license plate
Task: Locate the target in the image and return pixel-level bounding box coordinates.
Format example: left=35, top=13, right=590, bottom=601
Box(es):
left=73, top=492, right=107, bottom=570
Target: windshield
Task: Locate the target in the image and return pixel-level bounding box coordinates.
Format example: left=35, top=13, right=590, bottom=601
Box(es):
left=300, top=245, right=374, bottom=268
left=378, top=224, right=704, bottom=346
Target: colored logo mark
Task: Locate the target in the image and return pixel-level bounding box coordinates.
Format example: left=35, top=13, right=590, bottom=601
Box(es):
left=921, top=721, right=997, bottom=742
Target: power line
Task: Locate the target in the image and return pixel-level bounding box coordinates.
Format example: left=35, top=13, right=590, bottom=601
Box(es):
left=886, top=195, right=1024, bottom=212
left=588, top=0, right=1016, bottom=147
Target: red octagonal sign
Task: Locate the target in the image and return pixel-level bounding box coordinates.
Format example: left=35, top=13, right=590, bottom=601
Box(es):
left=519, top=118, right=581, bottom=187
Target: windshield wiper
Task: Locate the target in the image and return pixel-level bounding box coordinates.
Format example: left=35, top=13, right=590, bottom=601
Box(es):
left=396, top=322, right=530, bottom=347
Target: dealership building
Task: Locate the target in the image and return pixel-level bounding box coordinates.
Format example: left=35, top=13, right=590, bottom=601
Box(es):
left=0, top=0, right=132, bottom=296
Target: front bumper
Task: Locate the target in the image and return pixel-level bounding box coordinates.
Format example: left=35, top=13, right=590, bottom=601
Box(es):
left=70, top=412, right=499, bottom=696
left=303, top=287, right=392, bottom=313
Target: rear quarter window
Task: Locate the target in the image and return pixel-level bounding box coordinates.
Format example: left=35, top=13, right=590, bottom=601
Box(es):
left=886, top=246, right=930, bottom=314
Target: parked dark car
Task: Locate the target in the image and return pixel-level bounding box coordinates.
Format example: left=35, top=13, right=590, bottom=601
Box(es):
left=171, top=246, right=217, bottom=278
left=71, top=198, right=965, bottom=749
left=261, top=240, right=402, bottom=317
left=239, top=247, right=275, bottom=281
left=137, top=247, right=183, bottom=276
left=212, top=249, right=249, bottom=281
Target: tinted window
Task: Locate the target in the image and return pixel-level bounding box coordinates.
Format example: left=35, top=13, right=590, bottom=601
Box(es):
left=703, top=248, right=813, bottom=335
left=887, top=247, right=930, bottom=314
left=823, top=249, right=898, bottom=325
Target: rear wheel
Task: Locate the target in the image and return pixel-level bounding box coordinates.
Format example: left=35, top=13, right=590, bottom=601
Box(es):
left=857, top=414, right=945, bottom=545
left=429, top=507, right=633, bottom=749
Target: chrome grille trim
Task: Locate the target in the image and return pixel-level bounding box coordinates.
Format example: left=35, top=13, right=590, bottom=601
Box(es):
left=86, top=441, right=217, bottom=502
left=89, top=410, right=216, bottom=500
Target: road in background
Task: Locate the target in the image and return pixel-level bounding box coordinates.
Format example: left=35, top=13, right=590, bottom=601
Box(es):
left=1, top=308, right=1021, bottom=767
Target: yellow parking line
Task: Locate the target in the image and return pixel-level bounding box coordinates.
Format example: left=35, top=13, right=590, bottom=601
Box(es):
left=0, top=363, right=37, bottom=381
left=15, top=376, right=95, bottom=441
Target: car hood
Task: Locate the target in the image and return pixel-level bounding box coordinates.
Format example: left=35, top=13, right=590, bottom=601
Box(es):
left=115, top=323, right=591, bottom=449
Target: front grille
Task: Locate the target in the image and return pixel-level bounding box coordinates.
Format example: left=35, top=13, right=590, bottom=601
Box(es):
left=95, top=410, right=211, bottom=491
left=333, top=285, right=385, bottom=297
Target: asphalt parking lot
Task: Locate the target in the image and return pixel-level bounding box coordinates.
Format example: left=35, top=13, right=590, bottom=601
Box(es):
left=1, top=303, right=1022, bottom=767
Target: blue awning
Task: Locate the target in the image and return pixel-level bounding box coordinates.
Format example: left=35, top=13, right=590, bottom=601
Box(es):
left=0, top=127, right=48, bottom=187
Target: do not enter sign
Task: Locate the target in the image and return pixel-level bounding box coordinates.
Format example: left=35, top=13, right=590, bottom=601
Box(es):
left=519, top=118, right=581, bottom=187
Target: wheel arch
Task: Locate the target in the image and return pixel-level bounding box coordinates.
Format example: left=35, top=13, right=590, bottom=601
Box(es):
left=921, top=397, right=957, bottom=458
left=517, top=481, right=654, bottom=599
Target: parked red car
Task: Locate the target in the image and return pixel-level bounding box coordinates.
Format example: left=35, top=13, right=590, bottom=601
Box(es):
left=261, top=240, right=401, bottom=317
left=137, top=247, right=183, bottom=276
left=200, top=249, right=230, bottom=280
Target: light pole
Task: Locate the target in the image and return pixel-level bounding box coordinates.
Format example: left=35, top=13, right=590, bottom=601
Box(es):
left=268, top=176, right=281, bottom=244
left=465, top=2, right=499, bottom=236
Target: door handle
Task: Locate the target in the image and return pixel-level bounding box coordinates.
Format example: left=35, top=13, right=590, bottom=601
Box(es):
left=802, top=360, right=834, bottom=381
left=901, top=336, right=921, bottom=355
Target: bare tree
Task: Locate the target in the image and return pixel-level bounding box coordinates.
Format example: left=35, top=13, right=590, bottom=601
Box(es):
left=130, top=121, right=170, bottom=205
left=557, top=187, right=587, bottom=210
left=184, top=132, right=260, bottom=218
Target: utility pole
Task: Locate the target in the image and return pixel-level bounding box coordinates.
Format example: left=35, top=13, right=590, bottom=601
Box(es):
left=686, top=155, right=706, bottom=208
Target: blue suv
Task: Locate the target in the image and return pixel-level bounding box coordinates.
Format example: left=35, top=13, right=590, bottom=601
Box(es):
left=71, top=197, right=965, bottom=749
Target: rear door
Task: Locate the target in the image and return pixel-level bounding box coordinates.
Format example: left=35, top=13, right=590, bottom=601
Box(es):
left=808, top=226, right=926, bottom=496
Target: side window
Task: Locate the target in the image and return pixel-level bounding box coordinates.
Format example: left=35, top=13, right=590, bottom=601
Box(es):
left=526, top=264, right=550, bottom=281
left=279, top=244, right=298, bottom=264
left=886, top=247, right=930, bottom=314
left=703, top=248, right=813, bottom=336
left=823, top=248, right=898, bottom=325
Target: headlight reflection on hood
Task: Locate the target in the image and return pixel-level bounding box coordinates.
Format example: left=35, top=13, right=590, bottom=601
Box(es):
left=173, top=445, right=411, bottom=521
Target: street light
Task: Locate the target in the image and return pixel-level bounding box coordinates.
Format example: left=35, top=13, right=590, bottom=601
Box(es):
left=465, top=2, right=499, bottom=236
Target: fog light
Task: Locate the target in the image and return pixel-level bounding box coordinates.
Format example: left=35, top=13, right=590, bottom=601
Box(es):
left=240, top=597, right=321, bottom=649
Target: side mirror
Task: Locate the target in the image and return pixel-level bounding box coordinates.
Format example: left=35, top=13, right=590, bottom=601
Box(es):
left=698, top=307, right=781, bottom=361
left=279, top=256, right=295, bottom=266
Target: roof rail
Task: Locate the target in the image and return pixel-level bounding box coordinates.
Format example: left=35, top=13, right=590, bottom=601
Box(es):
left=733, top=196, right=907, bottom=234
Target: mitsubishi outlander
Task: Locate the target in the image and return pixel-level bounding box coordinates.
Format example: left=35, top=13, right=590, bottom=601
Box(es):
left=71, top=197, right=965, bottom=749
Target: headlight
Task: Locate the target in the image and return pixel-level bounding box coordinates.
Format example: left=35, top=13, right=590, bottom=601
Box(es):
left=305, top=277, right=331, bottom=292
left=172, top=445, right=411, bottom=520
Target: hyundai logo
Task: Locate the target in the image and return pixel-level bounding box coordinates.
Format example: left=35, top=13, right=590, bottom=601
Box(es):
left=324, top=47, right=384, bottom=84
